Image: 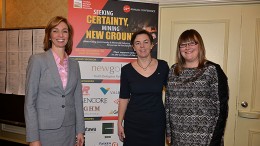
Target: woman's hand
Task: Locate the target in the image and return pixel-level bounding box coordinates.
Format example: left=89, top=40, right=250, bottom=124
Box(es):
left=118, top=124, right=125, bottom=142
left=29, top=140, right=41, bottom=146
left=76, top=133, right=84, bottom=146
left=166, top=136, right=171, bottom=144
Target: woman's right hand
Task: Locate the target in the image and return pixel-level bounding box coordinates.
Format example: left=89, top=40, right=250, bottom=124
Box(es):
left=166, top=136, right=171, bottom=144
left=29, top=140, right=41, bottom=146
left=118, top=124, right=125, bottom=142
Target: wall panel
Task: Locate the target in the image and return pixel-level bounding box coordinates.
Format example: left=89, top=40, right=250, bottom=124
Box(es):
left=6, top=0, right=67, bottom=28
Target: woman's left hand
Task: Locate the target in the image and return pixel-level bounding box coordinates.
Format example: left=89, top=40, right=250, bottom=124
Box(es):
left=76, top=133, right=84, bottom=146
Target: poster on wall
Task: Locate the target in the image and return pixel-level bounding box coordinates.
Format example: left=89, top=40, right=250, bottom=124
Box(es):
left=68, top=0, right=158, bottom=145
left=69, top=0, right=158, bottom=58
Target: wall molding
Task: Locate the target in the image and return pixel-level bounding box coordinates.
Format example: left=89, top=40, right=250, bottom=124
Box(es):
left=1, top=124, right=26, bottom=135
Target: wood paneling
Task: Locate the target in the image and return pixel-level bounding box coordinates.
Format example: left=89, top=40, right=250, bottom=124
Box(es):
left=6, top=0, right=67, bottom=28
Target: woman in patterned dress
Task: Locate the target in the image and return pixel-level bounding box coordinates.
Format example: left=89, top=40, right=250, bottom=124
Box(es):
left=165, top=29, right=229, bottom=146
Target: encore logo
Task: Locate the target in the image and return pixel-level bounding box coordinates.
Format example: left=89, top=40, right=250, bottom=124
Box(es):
left=83, top=98, right=108, bottom=104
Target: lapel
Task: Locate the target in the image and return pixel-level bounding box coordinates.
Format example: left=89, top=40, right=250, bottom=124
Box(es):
left=64, top=57, right=73, bottom=93
left=46, top=50, right=64, bottom=92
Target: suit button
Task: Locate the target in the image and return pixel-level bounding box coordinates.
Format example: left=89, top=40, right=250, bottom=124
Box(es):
left=62, top=95, right=65, bottom=98
left=62, top=105, right=65, bottom=108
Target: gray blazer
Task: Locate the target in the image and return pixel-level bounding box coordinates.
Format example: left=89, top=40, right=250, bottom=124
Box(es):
left=24, top=50, right=85, bottom=142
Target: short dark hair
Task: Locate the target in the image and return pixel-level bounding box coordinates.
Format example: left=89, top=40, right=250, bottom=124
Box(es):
left=130, top=30, right=153, bottom=46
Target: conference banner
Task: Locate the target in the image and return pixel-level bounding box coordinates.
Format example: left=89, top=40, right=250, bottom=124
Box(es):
left=68, top=0, right=158, bottom=58
left=68, top=0, right=158, bottom=145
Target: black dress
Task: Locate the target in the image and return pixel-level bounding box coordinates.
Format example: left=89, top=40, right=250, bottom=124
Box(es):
left=119, top=59, right=169, bottom=146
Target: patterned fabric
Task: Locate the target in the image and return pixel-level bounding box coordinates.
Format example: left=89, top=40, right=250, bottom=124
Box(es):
left=165, top=61, right=229, bottom=146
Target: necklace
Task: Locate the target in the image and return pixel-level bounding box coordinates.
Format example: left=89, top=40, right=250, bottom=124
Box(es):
left=137, top=58, right=153, bottom=71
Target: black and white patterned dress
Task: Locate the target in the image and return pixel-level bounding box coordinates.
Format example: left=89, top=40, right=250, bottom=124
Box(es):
left=165, top=61, right=229, bottom=146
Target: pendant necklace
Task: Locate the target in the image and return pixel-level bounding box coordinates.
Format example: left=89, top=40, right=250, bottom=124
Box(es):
left=137, top=58, right=152, bottom=71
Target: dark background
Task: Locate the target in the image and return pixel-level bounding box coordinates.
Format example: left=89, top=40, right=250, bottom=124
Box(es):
left=0, top=93, right=25, bottom=127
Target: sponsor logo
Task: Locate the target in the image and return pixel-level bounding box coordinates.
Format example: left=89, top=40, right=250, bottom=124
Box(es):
left=100, top=87, right=110, bottom=95
left=91, top=64, right=123, bottom=74
left=108, top=110, right=118, bottom=114
left=100, top=87, right=120, bottom=95
left=104, top=136, right=111, bottom=138
left=123, top=5, right=130, bottom=13
left=82, top=86, right=90, bottom=95
left=102, top=123, right=114, bottom=134
left=83, top=98, right=108, bottom=104
left=109, top=90, right=119, bottom=95
left=83, top=106, right=100, bottom=111
left=114, top=99, right=119, bottom=104
left=85, top=127, right=97, bottom=132
left=98, top=142, right=111, bottom=146
left=84, top=112, right=99, bottom=116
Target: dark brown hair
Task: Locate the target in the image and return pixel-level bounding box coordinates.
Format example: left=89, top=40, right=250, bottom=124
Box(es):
left=43, top=16, right=74, bottom=55
left=130, top=29, right=153, bottom=46
left=174, top=29, right=207, bottom=75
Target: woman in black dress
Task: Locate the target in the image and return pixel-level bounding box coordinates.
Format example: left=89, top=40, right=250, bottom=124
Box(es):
left=118, top=30, right=169, bottom=146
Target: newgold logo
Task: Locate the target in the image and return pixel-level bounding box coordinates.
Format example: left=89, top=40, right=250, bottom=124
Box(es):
left=100, top=87, right=110, bottom=95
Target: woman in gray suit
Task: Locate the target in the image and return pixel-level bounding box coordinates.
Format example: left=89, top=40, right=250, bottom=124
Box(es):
left=24, top=16, right=85, bottom=146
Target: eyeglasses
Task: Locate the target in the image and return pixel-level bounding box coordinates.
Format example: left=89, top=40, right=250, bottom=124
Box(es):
left=179, top=41, right=198, bottom=48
